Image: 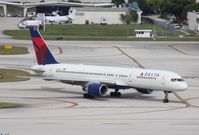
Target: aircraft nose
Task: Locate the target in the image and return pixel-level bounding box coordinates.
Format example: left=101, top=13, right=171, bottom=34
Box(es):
left=180, top=82, right=188, bottom=91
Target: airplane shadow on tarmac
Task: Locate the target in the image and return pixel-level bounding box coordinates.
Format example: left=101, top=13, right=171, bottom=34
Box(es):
left=110, top=92, right=182, bottom=104
left=31, top=87, right=181, bottom=103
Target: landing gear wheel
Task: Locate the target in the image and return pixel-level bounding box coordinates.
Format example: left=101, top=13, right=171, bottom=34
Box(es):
left=110, top=91, right=121, bottom=97
left=163, top=99, right=169, bottom=103
left=163, top=91, right=169, bottom=103
left=83, top=93, right=94, bottom=99
left=117, top=92, right=121, bottom=97
left=110, top=92, right=114, bottom=97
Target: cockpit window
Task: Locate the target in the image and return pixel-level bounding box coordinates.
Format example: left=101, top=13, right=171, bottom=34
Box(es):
left=171, top=78, right=184, bottom=82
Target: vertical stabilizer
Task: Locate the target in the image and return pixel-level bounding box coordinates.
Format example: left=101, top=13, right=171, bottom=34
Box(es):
left=68, top=8, right=76, bottom=20
left=29, top=27, right=58, bottom=65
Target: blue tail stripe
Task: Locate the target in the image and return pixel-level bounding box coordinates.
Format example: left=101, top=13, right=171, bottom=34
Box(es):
left=29, top=27, right=41, bottom=37
left=44, top=48, right=58, bottom=64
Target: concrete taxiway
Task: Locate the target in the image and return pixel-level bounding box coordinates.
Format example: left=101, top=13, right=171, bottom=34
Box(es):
left=0, top=40, right=199, bottom=135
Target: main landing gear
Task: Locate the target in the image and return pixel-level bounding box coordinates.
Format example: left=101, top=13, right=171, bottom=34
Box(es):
left=163, top=91, right=172, bottom=103
left=110, top=89, right=121, bottom=97
left=83, top=93, right=95, bottom=99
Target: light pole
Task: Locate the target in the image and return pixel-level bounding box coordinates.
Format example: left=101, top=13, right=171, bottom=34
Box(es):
left=153, top=20, right=156, bottom=40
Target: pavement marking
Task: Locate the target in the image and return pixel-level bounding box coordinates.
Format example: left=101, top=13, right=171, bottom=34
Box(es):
left=57, top=46, right=63, bottom=54
left=0, top=96, right=79, bottom=110
left=172, top=91, right=191, bottom=107
left=170, top=123, right=199, bottom=126
left=185, top=97, right=199, bottom=108
left=187, top=84, right=199, bottom=88
left=102, top=122, right=129, bottom=125
left=168, top=45, right=188, bottom=55
left=29, top=98, right=79, bottom=109
left=113, top=45, right=145, bottom=68
left=35, top=123, right=63, bottom=125
left=183, top=76, right=199, bottom=79
left=2, top=115, right=199, bottom=120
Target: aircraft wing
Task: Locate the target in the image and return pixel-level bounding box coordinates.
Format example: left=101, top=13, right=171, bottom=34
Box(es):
left=43, top=75, right=129, bottom=88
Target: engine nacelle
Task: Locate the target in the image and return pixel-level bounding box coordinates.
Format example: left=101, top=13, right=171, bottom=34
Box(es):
left=83, top=83, right=108, bottom=97
left=137, top=88, right=153, bottom=94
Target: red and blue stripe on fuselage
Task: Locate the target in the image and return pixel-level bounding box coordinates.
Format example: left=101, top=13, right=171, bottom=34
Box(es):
left=29, top=27, right=58, bottom=65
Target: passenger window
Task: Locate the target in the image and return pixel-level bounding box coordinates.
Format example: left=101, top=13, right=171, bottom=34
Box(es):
left=177, top=79, right=184, bottom=82
left=171, top=78, right=184, bottom=82
left=171, top=78, right=176, bottom=82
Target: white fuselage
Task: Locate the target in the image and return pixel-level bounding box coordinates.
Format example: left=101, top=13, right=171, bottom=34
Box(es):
left=31, top=63, right=188, bottom=92
left=46, top=16, right=69, bottom=23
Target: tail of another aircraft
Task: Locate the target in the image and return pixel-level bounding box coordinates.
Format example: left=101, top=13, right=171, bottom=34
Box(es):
left=29, top=27, right=58, bottom=65
left=68, top=8, right=76, bottom=20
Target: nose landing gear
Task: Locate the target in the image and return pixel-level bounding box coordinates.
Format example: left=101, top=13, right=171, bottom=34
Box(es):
left=163, top=91, right=172, bottom=103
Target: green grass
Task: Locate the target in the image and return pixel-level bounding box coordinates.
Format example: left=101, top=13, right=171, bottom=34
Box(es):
left=3, top=23, right=199, bottom=41
left=0, top=68, right=30, bottom=82
left=0, top=46, right=28, bottom=55
left=0, top=102, right=19, bottom=108
left=3, top=23, right=176, bottom=41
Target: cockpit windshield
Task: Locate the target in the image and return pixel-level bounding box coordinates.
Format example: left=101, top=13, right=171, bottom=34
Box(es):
left=171, top=78, right=184, bottom=82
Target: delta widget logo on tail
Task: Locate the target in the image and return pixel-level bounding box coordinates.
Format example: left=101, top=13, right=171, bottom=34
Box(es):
left=30, top=27, right=58, bottom=65
left=32, top=37, right=47, bottom=64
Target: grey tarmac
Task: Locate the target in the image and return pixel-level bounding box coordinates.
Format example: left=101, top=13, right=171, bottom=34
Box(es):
left=0, top=40, right=199, bottom=135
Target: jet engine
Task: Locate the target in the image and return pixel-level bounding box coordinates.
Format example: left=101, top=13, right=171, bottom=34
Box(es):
left=83, top=83, right=108, bottom=97
left=137, top=88, right=153, bottom=94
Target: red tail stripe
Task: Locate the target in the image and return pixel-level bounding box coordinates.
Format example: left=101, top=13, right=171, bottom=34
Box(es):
left=32, top=37, right=47, bottom=64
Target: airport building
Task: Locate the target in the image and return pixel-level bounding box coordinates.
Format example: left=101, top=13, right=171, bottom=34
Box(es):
left=134, top=29, right=152, bottom=38
left=187, top=11, right=199, bottom=31
left=74, top=7, right=124, bottom=25
left=0, top=0, right=142, bottom=25
left=0, top=0, right=113, bottom=17
left=1, top=0, right=112, bottom=2
left=73, top=7, right=142, bottom=24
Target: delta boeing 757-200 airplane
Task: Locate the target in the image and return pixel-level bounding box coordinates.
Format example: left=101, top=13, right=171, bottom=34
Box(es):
left=29, top=27, right=188, bottom=103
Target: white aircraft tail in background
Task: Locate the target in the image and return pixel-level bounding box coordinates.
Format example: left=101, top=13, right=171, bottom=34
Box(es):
left=45, top=8, right=76, bottom=24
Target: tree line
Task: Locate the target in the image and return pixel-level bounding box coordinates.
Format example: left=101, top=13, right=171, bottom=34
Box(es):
left=112, top=0, right=199, bottom=19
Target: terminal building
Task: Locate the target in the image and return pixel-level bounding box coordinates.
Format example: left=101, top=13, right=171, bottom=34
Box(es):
left=0, top=0, right=113, bottom=17
left=73, top=7, right=142, bottom=24
left=0, top=0, right=142, bottom=25
left=74, top=7, right=126, bottom=24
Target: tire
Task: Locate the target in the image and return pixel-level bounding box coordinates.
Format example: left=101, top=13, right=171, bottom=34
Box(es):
left=117, top=92, right=121, bottom=97
left=83, top=93, right=94, bottom=99
left=163, top=99, right=169, bottom=103
left=110, top=92, right=114, bottom=97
